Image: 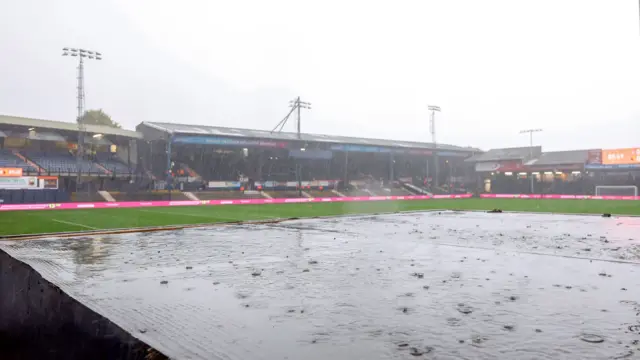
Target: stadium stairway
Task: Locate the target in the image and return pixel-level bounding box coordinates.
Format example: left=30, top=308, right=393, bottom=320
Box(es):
left=95, top=163, right=112, bottom=175
left=98, top=190, right=116, bottom=202
left=183, top=192, right=199, bottom=201
left=363, top=188, right=378, bottom=196
left=261, top=191, right=273, bottom=199
left=401, top=182, right=432, bottom=196
left=13, top=150, right=43, bottom=173
left=331, top=189, right=345, bottom=197
left=301, top=191, right=312, bottom=198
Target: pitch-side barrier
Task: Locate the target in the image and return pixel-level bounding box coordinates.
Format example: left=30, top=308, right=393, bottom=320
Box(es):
left=481, top=194, right=640, bottom=200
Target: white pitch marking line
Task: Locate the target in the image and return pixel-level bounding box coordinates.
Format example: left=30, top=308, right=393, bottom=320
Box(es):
left=138, top=208, right=244, bottom=221
left=52, top=219, right=99, bottom=230
left=138, top=208, right=273, bottom=222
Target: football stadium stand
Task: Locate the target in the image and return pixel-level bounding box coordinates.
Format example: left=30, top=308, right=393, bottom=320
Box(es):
left=1, top=114, right=640, bottom=204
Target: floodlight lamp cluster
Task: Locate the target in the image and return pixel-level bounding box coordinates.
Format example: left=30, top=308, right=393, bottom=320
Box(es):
left=62, top=47, right=102, bottom=60
left=290, top=99, right=312, bottom=110
left=519, top=129, right=542, bottom=134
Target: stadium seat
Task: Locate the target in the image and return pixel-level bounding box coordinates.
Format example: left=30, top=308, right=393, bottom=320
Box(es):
left=25, top=151, right=105, bottom=174
left=0, top=149, right=38, bottom=172
left=95, top=154, right=133, bottom=175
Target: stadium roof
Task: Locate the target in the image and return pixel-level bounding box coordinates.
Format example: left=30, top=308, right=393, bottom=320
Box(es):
left=141, top=121, right=480, bottom=152
left=0, top=115, right=142, bottom=139
left=526, top=149, right=590, bottom=166
left=465, top=146, right=541, bottom=162
left=8, top=131, right=66, bottom=142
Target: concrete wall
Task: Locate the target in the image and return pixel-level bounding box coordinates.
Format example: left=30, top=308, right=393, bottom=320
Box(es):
left=0, top=249, right=166, bottom=360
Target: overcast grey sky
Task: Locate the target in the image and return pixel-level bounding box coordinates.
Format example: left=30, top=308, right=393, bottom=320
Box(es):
left=1, top=0, right=639, bottom=151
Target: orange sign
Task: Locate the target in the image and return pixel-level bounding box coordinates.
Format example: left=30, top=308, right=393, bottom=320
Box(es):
left=602, top=148, right=640, bottom=165
left=0, top=168, right=23, bottom=177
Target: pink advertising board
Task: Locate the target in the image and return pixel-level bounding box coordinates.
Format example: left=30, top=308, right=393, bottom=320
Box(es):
left=480, top=194, right=640, bottom=201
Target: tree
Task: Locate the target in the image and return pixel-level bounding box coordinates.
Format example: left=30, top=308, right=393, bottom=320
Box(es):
left=78, top=109, right=121, bottom=128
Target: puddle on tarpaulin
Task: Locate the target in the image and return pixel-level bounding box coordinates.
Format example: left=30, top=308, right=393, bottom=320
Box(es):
left=2, top=211, right=640, bottom=360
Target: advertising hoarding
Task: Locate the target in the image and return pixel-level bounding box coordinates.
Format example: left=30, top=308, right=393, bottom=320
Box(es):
left=0, top=176, right=58, bottom=190
left=172, top=136, right=287, bottom=148
left=255, top=180, right=339, bottom=188
left=0, top=176, right=38, bottom=189
left=474, top=161, right=525, bottom=172
left=587, top=149, right=602, bottom=164
left=0, top=168, right=23, bottom=177
left=585, top=163, right=640, bottom=170
left=602, top=148, right=640, bottom=165
left=208, top=181, right=242, bottom=189
left=288, top=149, right=333, bottom=160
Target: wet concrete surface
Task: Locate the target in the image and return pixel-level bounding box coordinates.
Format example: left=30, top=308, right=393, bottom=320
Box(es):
left=1, top=211, right=640, bottom=359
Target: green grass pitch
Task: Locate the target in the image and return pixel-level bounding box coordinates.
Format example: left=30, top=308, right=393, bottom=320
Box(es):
left=1, top=199, right=639, bottom=237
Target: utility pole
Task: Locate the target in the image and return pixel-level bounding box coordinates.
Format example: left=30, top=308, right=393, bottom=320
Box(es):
left=272, top=97, right=311, bottom=138
left=293, top=97, right=311, bottom=138
left=271, top=97, right=311, bottom=197
left=519, top=128, right=542, bottom=194
left=428, top=105, right=441, bottom=189
left=297, top=97, right=302, bottom=136
left=62, top=47, right=102, bottom=191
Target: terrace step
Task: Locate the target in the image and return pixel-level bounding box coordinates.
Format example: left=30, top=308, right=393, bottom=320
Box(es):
left=301, top=191, right=312, bottom=198
left=183, top=192, right=199, bottom=201
left=98, top=190, right=116, bottom=202
left=331, top=190, right=346, bottom=197
left=363, top=189, right=377, bottom=197
left=401, top=182, right=432, bottom=196
left=260, top=191, right=273, bottom=199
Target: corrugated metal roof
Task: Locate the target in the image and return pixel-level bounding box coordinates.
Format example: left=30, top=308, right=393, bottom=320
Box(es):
left=465, top=146, right=541, bottom=162
left=142, top=122, right=480, bottom=152
left=0, top=115, right=142, bottom=139
left=527, top=150, right=590, bottom=166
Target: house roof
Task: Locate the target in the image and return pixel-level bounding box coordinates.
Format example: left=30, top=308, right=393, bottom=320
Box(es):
left=465, top=146, right=541, bottom=162
left=140, top=121, right=481, bottom=153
